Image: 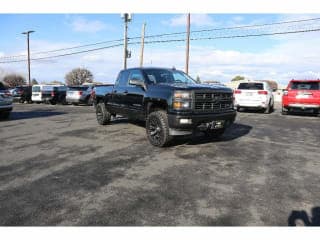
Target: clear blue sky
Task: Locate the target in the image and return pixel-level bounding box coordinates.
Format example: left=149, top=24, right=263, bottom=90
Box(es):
left=1, top=14, right=320, bottom=85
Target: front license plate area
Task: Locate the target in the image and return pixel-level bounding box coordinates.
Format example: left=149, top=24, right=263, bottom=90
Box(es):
left=207, top=120, right=225, bottom=129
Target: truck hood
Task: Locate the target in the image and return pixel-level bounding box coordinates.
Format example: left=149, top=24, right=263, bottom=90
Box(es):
left=156, top=83, right=233, bottom=92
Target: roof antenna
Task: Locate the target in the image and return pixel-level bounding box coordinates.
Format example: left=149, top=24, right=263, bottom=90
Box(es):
left=172, top=66, right=176, bottom=71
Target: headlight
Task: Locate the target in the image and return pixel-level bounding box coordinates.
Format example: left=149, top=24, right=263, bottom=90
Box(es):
left=173, top=91, right=191, bottom=99
left=173, top=91, right=192, bottom=109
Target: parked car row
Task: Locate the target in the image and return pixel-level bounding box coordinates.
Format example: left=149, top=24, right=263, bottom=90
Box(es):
left=233, top=79, right=320, bottom=116
left=7, top=84, right=95, bottom=106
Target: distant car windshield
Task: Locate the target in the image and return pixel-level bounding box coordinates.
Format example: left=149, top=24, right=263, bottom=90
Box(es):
left=290, top=82, right=320, bottom=90
left=238, top=83, right=264, bottom=90
left=32, top=86, right=41, bottom=92
left=144, top=69, right=196, bottom=85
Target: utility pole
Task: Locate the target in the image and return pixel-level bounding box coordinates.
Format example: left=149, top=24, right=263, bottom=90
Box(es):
left=140, top=23, right=146, bottom=67
left=22, top=30, right=35, bottom=86
left=121, top=13, right=132, bottom=70
left=185, top=13, right=190, bottom=74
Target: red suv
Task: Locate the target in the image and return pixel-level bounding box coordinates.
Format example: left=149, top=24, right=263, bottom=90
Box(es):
left=282, top=79, right=320, bottom=115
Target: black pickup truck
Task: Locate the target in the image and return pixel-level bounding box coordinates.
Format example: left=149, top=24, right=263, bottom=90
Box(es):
left=94, top=67, right=236, bottom=147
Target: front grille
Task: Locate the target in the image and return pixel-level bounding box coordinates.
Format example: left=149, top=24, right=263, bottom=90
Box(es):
left=194, top=92, right=233, bottom=112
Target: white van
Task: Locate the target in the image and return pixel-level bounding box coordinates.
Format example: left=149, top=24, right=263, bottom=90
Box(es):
left=31, top=85, right=45, bottom=103
left=31, top=85, right=66, bottom=103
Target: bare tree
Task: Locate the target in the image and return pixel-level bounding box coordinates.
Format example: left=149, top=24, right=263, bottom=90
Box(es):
left=31, top=78, right=38, bottom=85
left=65, top=68, right=94, bottom=86
left=3, top=74, right=26, bottom=87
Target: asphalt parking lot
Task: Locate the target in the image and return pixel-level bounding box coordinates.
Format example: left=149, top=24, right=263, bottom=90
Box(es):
left=0, top=103, right=319, bottom=226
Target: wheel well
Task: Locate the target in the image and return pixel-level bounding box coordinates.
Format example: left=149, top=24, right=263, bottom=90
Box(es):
left=147, top=101, right=167, bottom=114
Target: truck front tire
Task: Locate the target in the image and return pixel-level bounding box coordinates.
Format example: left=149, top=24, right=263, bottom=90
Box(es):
left=96, top=102, right=111, bottom=125
left=146, top=110, right=171, bottom=147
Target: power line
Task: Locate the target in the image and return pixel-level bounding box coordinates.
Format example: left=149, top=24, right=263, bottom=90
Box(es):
left=1, top=16, right=320, bottom=60
left=0, top=43, right=123, bottom=63
left=1, top=27, right=320, bottom=64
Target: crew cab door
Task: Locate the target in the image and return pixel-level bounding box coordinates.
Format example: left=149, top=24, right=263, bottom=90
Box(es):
left=108, top=70, right=130, bottom=115
left=125, top=69, right=146, bottom=119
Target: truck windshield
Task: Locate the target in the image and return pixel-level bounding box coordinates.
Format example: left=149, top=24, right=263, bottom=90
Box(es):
left=290, top=82, right=319, bottom=90
left=144, top=69, right=196, bottom=85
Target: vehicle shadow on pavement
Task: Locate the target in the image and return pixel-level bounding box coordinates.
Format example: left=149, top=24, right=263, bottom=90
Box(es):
left=109, top=117, right=252, bottom=147
left=6, top=110, right=66, bottom=121
left=174, top=123, right=252, bottom=146
left=288, top=207, right=320, bottom=226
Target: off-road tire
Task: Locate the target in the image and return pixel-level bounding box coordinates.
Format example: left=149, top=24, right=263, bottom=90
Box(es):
left=146, top=110, right=172, bottom=147
left=96, top=102, right=111, bottom=125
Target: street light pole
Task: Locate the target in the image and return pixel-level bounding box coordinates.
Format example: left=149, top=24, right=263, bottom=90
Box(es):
left=140, top=23, right=146, bottom=67
left=22, top=30, right=35, bottom=86
left=185, top=13, right=190, bottom=74
left=121, top=13, right=132, bottom=70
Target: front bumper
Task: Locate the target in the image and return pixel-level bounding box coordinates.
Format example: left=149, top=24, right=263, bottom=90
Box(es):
left=167, top=110, right=237, bottom=135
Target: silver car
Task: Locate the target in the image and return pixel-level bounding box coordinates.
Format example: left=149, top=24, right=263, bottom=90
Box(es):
left=0, top=82, right=13, bottom=119
left=66, top=86, right=92, bottom=105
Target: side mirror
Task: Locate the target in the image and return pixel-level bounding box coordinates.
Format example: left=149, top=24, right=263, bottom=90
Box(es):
left=129, top=79, right=146, bottom=90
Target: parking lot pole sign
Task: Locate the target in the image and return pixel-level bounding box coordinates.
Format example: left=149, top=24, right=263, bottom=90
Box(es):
left=22, top=30, right=35, bottom=86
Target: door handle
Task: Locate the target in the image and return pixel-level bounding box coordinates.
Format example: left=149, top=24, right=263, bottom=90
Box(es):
left=124, top=90, right=128, bottom=94
left=113, top=90, right=117, bottom=93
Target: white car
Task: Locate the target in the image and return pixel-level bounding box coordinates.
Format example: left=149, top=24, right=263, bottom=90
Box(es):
left=234, top=81, right=274, bottom=113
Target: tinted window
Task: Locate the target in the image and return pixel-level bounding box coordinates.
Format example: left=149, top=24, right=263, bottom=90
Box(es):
left=116, top=70, right=130, bottom=87
left=144, top=69, right=196, bottom=84
left=238, top=83, right=264, bottom=90
left=129, top=70, right=144, bottom=82
left=290, top=82, right=319, bottom=90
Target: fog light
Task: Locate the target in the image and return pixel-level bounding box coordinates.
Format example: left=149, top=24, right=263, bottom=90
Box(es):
left=180, top=119, right=192, bottom=124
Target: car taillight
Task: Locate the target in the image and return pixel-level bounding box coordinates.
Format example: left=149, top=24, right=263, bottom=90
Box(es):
left=258, top=90, right=268, bottom=95
left=78, top=91, right=83, bottom=95
left=51, top=91, right=55, bottom=97
left=234, top=90, right=242, bottom=94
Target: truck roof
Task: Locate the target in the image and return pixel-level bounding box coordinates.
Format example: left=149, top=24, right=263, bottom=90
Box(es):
left=122, top=67, right=179, bottom=71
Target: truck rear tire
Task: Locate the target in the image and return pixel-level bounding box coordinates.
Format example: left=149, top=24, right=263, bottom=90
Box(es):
left=96, top=102, right=111, bottom=125
left=146, top=110, right=171, bottom=147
